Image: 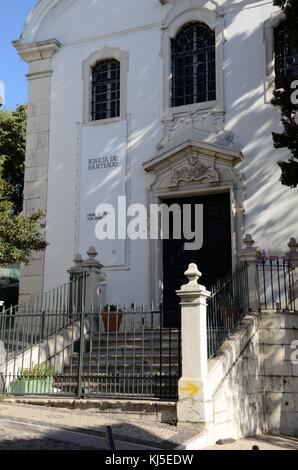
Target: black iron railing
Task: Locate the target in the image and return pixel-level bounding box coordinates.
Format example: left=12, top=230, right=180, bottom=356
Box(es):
left=0, top=274, right=87, bottom=366
left=0, top=305, right=180, bottom=400
left=258, top=257, right=297, bottom=311
left=207, top=263, right=249, bottom=358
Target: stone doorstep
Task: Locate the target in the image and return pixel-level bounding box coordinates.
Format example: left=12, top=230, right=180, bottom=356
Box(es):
left=3, top=397, right=178, bottom=424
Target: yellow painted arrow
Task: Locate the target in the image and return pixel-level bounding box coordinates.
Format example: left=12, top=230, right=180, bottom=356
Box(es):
left=179, top=382, right=200, bottom=398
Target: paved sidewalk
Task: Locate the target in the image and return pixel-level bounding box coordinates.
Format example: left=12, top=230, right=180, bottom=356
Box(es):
left=205, top=434, right=298, bottom=451
left=0, top=423, right=91, bottom=450
left=0, top=402, right=198, bottom=450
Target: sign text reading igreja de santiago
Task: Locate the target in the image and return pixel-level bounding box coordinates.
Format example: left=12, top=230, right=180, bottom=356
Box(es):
left=88, top=156, right=119, bottom=171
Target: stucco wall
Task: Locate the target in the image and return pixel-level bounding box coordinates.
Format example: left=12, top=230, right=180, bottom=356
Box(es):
left=17, top=0, right=298, bottom=301
left=260, top=311, right=298, bottom=437
left=205, top=310, right=298, bottom=445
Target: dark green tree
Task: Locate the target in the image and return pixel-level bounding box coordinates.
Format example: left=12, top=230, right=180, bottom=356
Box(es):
left=0, top=177, right=47, bottom=266
left=0, top=104, right=26, bottom=214
left=272, top=1, right=298, bottom=187
left=274, top=0, right=298, bottom=48
left=0, top=105, right=47, bottom=266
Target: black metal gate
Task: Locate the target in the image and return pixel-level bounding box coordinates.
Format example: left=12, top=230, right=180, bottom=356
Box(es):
left=0, top=297, right=181, bottom=400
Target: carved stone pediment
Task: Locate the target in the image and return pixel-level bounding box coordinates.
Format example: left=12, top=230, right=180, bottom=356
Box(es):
left=143, top=140, right=243, bottom=193
left=170, top=154, right=220, bottom=189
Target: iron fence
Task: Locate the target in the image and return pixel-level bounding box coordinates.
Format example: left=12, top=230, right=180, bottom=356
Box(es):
left=0, top=305, right=181, bottom=400
left=258, top=257, right=297, bottom=311
left=207, top=262, right=249, bottom=358
left=0, top=274, right=87, bottom=365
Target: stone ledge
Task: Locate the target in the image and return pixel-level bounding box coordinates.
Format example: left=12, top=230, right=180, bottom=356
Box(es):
left=3, top=398, right=177, bottom=424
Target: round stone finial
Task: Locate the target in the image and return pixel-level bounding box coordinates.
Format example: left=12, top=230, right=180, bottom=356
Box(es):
left=184, top=263, right=202, bottom=286
left=243, top=234, right=254, bottom=249
left=87, top=246, right=98, bottom=260
left=73, top=254, right=83, bottom=265
left=288, top=237, right=298, bottom=253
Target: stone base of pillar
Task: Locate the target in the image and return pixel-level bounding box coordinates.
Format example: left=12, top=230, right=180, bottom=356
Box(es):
left=177, top=377, right=213, bottom=424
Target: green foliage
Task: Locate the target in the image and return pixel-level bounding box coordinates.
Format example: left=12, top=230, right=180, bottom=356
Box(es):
left=0, top=177, right=47, bottom=266
left=0, top=393, right=8, bottom=403
left=272, top=1, right=298, bottom=188
left=273, top=0, right=298, bottom=50
left=0, top=105, right=26, bottom=214
left=15, top=365, right=55, bottom=382
left=0, top=104, right=47, bottom=266
left=103, top=304, right=121, bottom=312
left=272, top=77, right=298, bottom=187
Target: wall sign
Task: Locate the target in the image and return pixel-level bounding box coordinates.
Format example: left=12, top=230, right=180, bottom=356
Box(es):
left=88, top=156, right=119, bottom=171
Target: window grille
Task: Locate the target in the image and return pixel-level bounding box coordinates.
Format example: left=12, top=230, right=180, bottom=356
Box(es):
left=274, top=23, right=298, bottom=88
left=91, top=59, right=120, bottom=121
left=171, top=22, right=216, bottom=107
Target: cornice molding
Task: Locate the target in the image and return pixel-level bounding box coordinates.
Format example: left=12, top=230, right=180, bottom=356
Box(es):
left=13, top=39, right=61, bottom=63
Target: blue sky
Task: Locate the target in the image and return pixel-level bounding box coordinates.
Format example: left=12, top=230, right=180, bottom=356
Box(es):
left=1, top=0, right=37, bottom=109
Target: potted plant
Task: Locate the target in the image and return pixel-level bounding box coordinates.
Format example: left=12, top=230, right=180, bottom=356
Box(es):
left=10, top=365, right=55, bottom=395
left=101, top=304, right=123, bottom=333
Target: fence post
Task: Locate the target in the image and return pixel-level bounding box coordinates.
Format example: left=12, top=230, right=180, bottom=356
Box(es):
left=68, top=247, right=107, bottom=314
left=77, top=310, right=85, bottom=398
left=81, top=247, right=107, bottom=313
left=176, top=263, right=211, bottom=424
left=285, top=237, right=298, bottom=304
left=237, top=234, right=261, bottom=312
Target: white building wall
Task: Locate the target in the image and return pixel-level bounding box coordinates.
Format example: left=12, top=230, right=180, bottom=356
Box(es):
left=19, top=0, right=298, bottom=301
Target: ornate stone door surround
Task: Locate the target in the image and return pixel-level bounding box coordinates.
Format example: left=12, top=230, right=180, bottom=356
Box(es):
left=143, top=139, right=245, bottom=306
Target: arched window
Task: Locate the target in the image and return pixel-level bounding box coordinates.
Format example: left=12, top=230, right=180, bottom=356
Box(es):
left=171, top=22, right=216, bottom=108
left=274, top=22, right=298, bottom=88
left=91, top=59, right=120, bottom=121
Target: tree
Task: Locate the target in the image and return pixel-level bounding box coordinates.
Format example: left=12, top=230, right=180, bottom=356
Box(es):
left=0, top=104, right=47, bottom=266
left=0, top=177, right=47, bottom=266
left=272, top=1, right=298, bottom=188
left=274, top=0, right=298, bottom=48
left=272, top=77, right=298, bottom=187
left=0, top=105, right=26, bottom=214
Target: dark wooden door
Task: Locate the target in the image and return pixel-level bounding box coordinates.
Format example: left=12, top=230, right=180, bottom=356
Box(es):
left=163, top=193, right=232, bottom=326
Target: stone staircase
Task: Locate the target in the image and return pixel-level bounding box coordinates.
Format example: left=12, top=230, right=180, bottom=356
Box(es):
left=54, top=329, right=181, bottom=398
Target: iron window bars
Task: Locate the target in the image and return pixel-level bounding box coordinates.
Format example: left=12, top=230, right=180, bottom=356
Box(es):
left=91, top=59, right=120, bottom=121
left=274, top=22, right=298, bottom=88
left=171, top=22, right=216, bottom=108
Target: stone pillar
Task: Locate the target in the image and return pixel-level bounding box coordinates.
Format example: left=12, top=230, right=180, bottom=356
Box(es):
left=68, top=247, right=107, bottom=314
left=285, top=237, right=298, bottom=301
left=13, top=39, right=61, bottom=303
left=176, top=263, right=211, bottom=424
left=237, top=234, right=262, bottom=312
left=285, top=237, right=298, bottom=266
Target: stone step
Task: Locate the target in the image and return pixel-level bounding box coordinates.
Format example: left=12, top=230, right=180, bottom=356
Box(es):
left=63, top=364, right=179, bottom=374
left=91, top=331, right=179, bottom=340
left=69, top=353, right=178, bottom=365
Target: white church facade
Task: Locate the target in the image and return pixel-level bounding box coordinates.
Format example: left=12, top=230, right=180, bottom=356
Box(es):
left=14, top=0, right=298, bottom=307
